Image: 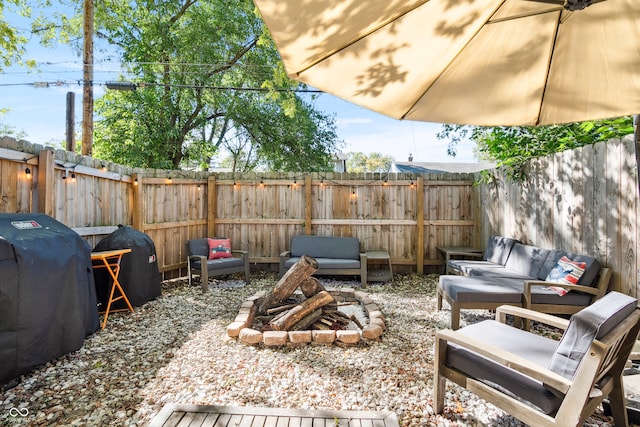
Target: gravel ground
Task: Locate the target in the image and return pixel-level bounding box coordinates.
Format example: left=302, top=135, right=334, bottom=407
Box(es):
left=0, top=273, right=633, bottom=426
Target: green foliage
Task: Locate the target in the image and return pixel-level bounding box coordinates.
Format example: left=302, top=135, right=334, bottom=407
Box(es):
left=0, top=0, right=39, bottom=71
left=79, top=0, right=341, bottom=170
left=347, top=152, right=393, bottom=173
left=438, top=117, right=634, bottom=180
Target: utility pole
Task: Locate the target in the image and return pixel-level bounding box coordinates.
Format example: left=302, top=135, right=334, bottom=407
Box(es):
left=81, top=0, right=94, bottom=156
left=66, top=92, right=75, bottom=152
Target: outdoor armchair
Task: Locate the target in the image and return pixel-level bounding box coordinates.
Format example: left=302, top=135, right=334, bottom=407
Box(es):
left=187, top=238, right=250, bottom=292
left=434, top=291, right=640, bottom=427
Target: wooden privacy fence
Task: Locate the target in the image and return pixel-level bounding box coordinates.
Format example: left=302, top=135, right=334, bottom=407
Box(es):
left=0, top=137, right=478, bottom=278
left=476, top=135, right=639, bottom=296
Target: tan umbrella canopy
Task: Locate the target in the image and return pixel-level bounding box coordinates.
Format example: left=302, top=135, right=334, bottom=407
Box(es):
left=254, top=0, right=640, bottom=126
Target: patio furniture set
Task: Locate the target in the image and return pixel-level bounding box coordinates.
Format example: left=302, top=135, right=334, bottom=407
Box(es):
left=187, top=235, right=392, bottom=290
left=437, top=236, right=612, bottom=330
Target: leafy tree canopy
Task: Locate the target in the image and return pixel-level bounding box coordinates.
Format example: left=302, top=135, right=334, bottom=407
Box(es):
left=438, top=117, right=634, bottom=180
left=347, top=152, right=393, bottom=173
left=43, top=0, right=342, bottom=171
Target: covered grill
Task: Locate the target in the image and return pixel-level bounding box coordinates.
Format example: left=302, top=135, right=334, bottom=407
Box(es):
left=93, top=225, right=161, bottom=309
left=0, top=213, right=99, bottom=386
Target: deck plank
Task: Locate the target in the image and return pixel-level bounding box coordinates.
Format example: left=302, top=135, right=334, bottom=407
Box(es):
left=149, top=405, right=399, bottom=427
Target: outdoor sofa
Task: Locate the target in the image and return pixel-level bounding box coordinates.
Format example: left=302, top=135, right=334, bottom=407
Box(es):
left=279, top=235, right=367, bottom=285
left=438, top=236, right=611, bottom=329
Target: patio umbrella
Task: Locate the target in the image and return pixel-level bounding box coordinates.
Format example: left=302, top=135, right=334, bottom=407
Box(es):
left=253, top=0, right=640, bottom=126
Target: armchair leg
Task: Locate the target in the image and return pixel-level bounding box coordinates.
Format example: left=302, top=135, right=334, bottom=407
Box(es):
left=608, top=375, right=630, bottom=427
left=437, top=289, right=443, bottom=310
left=433, top=338, right=447, bottom=414
left=201, top=269, right=209, bottom=293
left=451, top=303, right=461, bottom=330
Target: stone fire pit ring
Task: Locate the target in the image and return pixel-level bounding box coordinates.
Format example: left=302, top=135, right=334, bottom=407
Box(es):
left=226, top=288, right=386, bottom=347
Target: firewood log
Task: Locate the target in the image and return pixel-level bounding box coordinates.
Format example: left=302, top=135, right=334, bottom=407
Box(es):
left=259, top=255, right=318, bottom=314
left=270, top=290, right=335, bottom=331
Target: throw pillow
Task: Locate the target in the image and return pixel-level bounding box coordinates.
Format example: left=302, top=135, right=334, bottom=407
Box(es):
left=208, top=238, right=232, bottom=259
left=545, top=256, right=587, bottom=296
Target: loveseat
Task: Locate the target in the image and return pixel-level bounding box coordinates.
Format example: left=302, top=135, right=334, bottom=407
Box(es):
left=438, top=236, right=612, bottom=329
left=279, top=235, right=367, bottom=285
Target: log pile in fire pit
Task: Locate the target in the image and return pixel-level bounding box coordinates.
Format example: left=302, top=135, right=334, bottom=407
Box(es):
left=256, top=255, right=355, bottom=332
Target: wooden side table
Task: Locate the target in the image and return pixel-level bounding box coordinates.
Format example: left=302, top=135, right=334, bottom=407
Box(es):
left=436, top=246, right=483, bottom=274
left=91, top=248, right=134, bottom=329
left=366, top=250, right=393, bottom=282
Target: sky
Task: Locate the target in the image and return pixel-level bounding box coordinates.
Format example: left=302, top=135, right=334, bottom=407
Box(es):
left=1, top=13, right=477, bottom=164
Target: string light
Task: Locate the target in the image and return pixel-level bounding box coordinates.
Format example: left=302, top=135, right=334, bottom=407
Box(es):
left=134, top=178, right=138, bottom=186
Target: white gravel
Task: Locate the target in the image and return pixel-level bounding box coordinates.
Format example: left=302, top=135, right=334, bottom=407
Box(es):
left=0, top=273, right=631, bottom=426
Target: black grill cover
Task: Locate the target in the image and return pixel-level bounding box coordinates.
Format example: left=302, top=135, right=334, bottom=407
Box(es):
left=0, top=213, right=99, bottom=386
left=93, top=225, right=161, bottom=309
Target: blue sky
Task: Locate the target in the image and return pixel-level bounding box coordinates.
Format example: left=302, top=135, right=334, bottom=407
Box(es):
left=1, top=15, right=477, bottom=164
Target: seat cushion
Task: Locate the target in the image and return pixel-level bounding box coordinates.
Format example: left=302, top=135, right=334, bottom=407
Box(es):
left=290, top=235, right=360, bottom=260
left=548, top=291, right=638, bottom=379
left=285, top=257, right=361, bottom=270
left=447, top=260, right=504, bottom=275
left=439, top=275, right=522, bottom=304
left=192, top=257, right=245, bottom=270
left=446, top=320, right=563, bottom=415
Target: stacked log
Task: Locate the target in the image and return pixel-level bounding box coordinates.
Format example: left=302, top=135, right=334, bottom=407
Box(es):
left=257, top=256, right=353, bottom=332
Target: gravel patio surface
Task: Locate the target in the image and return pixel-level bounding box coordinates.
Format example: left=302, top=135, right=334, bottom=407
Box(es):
left=0, top=273, right=631, bottom=426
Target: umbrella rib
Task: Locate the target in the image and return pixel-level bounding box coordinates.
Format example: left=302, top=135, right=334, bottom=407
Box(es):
left=535, top=10, right=564, bottom=125
left=295, top=0, right=430, bottom=76
left=400, top=0, right=510, bottom=120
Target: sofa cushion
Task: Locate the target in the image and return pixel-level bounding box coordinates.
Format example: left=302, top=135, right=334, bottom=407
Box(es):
left=539, top=250, right=601, bottom=287
left=483, top=236, right=518, bottom=265
left=290, top=235, right=360, bottom=260
left=191, top=257, right=245, bottom=270
left=446, top=320, right=563, bottom=415
left=439, top=275, right=522, bottom=303
left=447, top=259, right=504, bottom=275
left=503, top=244, right=550, bottom=278
left=548, top=291, right=637, bottom=379
left=285, top=257, right=360, bottom=270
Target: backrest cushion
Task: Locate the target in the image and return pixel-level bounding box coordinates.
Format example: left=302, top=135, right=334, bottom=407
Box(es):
left=483, top=236, right=518, bottom=265
left=503, top=243, right=550, bottom=277
left=187, top=239, right=209, bottom=257
left=567, top=253, right=601, bottom=288
left=290, top=235, right=360, bottom=260
left=548, top=291, right=637, bottom=379
left=538, top=249, right=567, bottom=280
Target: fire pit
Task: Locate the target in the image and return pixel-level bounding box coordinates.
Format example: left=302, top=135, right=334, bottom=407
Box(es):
left=226, top=256, right=386, bottom=346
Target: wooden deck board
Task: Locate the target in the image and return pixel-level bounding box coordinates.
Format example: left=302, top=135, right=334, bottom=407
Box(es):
left=149, top=405, right=399, bottom=427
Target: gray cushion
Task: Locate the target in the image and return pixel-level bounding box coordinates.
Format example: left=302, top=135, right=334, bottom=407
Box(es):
left=483, top=236, right=518, bottom=265
left=192, top=257, right=245, bottom=270
left=285, top=257, right=360, bottom=270
left=548, top=291, right=637, bottom=379
left=537, top=249, right=567, bottom=280
left=538, top=250, right=601, bottom=287
left=503, top=244, right=550, bottom=278
left=447, top=260, right=504, bottom=275
left=187, top=238, right=209, bottom=258
left=446, top=320, right=563, bottom=415
left=290, top=235, right=360, bottom=260
left=439, top=275, right=522, bottom=303
left=465, top=266, right=536, bottom=280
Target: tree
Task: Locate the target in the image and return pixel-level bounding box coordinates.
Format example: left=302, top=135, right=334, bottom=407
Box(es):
left=346, top=152, right=393, bottom=173
left=438, top=117, right=634, bottom=179
left=75, top=0, right=340, bottom=171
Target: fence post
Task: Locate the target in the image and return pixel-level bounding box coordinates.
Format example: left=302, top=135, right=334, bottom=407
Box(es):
left=207, top=175, right=217, bottom=237
left=36, top=148, right=55, bottom=216
left=305, top=175, right=312, bottom=235
left=131, top=173, right=144, bottom=231
left=416, top=176, right=425, bottom=274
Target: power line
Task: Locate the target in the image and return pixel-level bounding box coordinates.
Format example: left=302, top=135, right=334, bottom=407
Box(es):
left=0, top=79, right=322, bottom=93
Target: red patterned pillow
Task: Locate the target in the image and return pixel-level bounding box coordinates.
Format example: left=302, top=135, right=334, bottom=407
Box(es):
left=207, top=238, right=232, bottom=259
left=545, top=256, right=587, bottom=296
